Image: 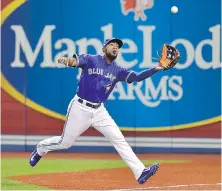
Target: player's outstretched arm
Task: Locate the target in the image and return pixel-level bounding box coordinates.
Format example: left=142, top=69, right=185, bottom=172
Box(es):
left=58, top=57, right=77, bottom=67
left=127, top=64, right=163, bottom=83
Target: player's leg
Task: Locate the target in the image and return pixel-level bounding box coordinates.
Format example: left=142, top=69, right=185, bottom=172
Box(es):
left=29, top=98, right=92, bottom=166
left=92, top=106, right=145, bottom=179
left=92, top=106, right=159, bottom=184
left=37, top=99, right=92, bottom=154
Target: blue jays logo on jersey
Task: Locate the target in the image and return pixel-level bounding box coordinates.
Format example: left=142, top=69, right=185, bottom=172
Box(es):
left=105, top=83, right=112, bottom=93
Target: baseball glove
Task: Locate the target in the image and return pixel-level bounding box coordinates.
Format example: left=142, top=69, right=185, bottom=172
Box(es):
left=158, top=44, right=180, bottom=70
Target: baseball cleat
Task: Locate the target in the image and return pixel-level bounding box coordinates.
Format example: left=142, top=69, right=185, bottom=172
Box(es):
left=29, top=148, right=42, bottom=167
left=137, top=163, right=159, bottom=184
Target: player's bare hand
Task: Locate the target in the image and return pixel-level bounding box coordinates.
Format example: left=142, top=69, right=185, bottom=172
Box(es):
left=58, top=57, right=68, bottom=66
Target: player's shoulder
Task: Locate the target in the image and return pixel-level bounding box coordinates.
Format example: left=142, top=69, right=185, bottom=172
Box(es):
left=79, top=53, right=93, bottom=57
left=114, top=62, right=129, bottom=71
left=84, top=54, right=101, bottom=60
left=77, top=54, right=98, bottom=63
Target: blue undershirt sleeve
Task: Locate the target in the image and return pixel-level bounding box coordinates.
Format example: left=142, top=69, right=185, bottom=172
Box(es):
left=127, top=67, right=158, bottom=83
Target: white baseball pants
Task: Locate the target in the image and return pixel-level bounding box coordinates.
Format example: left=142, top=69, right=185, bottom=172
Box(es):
left=37, top=95, right=145, bottom=179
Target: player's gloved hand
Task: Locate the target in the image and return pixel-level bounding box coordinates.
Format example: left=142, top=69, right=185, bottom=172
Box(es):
left=58, top=57, right=69, bottom=66
left=158, top=44, right=180, bottom=70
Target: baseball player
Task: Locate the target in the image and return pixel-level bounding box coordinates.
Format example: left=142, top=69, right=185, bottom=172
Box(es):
left=29, top=38, right=180, bottom=184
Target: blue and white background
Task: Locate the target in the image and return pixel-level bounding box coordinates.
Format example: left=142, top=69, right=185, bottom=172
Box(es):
left=1, top=0, right=221, bottom=153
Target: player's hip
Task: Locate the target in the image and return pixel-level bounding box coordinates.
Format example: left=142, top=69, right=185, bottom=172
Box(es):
left=69, top=95, right=105, bottom=112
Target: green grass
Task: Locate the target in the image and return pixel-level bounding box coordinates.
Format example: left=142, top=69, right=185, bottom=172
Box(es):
left=1, top=179, right=49, bottom=190
left=1, top=157, right=190, bottom=190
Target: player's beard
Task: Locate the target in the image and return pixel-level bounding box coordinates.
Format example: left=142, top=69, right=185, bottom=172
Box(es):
left=105, top=50, right=118, bottom=61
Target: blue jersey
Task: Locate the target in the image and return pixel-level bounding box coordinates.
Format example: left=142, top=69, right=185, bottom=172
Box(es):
left=76, top=54, right=133, bottom=103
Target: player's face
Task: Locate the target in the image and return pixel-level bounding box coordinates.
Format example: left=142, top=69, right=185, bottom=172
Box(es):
left=104, top=42, right=119, bottom=60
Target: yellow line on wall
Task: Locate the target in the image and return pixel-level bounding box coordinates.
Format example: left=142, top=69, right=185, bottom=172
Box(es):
left=1, top=74, right=66, bottom=121
left=120, top=116, right=221, bottom=132
left=2, top=73, right=221, bottom=131
left=1, top=0, right=26, bottom=25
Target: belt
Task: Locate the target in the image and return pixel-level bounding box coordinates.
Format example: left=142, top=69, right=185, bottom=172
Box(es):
left=77, top=98, right=101, bottom=109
